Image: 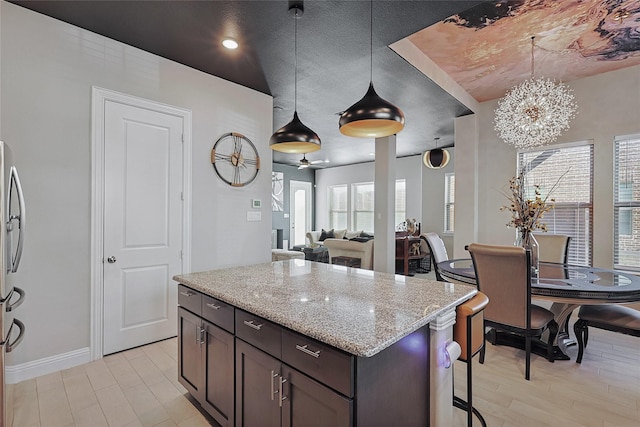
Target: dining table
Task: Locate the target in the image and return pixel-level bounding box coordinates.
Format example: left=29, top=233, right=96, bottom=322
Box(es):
left=437, top=259, right=640, bottom=360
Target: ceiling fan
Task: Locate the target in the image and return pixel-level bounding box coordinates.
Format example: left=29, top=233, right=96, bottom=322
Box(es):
left=296, top=154, right=327, bottom=169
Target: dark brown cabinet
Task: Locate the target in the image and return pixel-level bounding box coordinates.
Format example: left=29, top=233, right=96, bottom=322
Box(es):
left=178, top=286, right=235, bottom=427
left=178, top=285, right=430, bottom=427
left=236, top=338, right=351, bottom=427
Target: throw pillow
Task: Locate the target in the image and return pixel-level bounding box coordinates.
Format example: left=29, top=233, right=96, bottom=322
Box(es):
left=360, top=231, right=374, bottom=238
left=319, top=228, right=334, bottom=241
left=349, top=236, right=373, bottom=242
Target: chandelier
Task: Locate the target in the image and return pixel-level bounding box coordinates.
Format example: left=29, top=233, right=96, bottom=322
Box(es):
left=494, top=37, right=577, bottom=149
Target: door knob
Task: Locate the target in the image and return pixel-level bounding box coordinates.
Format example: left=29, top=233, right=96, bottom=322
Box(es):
left=107, top=256, right=116, bottom=264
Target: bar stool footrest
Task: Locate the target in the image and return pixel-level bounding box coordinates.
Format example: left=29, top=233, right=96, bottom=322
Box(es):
left=453, top=395, right=487, bottom=427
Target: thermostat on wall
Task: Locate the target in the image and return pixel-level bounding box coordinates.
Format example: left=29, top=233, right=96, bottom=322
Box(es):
left=252, top=199, right=261, bottom=209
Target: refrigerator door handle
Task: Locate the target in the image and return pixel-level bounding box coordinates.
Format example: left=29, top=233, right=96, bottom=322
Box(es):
left=8, top=166, right=26, bottom=273
left=5, top=318, right=25, bottom=353
left=5, top=286, right=25, bottom=312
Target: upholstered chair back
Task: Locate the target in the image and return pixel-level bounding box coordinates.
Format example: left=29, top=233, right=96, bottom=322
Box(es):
left=533, top=233, right=571, bottom=264
left=424, top=232, right=449, bottom=263
left=468, top=243, right=530, bottom=330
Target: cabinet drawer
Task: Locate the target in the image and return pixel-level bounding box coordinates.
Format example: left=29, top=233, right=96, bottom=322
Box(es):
left=235, top=310, right=281, bottom=358
left=282, top=329, right=354, bottom=397
left=202, top=295, right=234, bottom=333
left=178, top=285, right=202, bottom=316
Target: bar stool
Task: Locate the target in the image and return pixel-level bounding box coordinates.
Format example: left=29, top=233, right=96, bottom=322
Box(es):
left=453, top=291, right=489, bottom=427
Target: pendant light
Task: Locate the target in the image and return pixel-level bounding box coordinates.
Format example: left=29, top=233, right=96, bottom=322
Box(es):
left=494, top=36, right=577, bottom=149
left=269, top=4, right=321, bottom=153
left=338, top=1, right=404, bottom=138
left=423, top=137, right=450, bottom=169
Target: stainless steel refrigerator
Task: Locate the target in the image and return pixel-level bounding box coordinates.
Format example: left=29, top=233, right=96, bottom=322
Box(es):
left=0, top=141, right=26, bottom=427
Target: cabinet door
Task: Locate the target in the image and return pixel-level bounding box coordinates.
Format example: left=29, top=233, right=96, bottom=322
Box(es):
left=178, top=307, right=203, bottom=401
left=236, top=338, right=281, bottom=427
left=202, top=320, right=234, bottom=427
left=281, top=366, right=352, bottom=427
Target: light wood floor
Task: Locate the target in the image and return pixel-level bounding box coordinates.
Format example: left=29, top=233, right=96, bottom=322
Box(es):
left=10, top=338, right=214, bottom=427
left=10, top=323, right=640, bottom=426
left=453, top=325, right=640, bottom=426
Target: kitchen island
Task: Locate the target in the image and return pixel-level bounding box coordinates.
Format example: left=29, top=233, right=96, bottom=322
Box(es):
left=174, top=259, right=476, bottom=427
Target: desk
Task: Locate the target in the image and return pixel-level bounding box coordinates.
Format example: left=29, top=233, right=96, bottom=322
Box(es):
left=437, top=259, right=640, bottom=359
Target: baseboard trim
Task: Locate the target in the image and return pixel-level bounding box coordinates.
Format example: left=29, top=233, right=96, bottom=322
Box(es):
left=5, top=347, right=91, bottom=384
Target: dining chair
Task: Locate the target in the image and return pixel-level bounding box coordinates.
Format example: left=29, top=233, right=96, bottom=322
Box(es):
left=453, top=291, right=489, bottom=427
left=421, top=232, right=449, bottom=281
left=533, top=233, right=571, bottom=264
left=467, top=243, right=559, bottom=380
left=533, top=233, right=572, bottom=334
left=573, top=304, right=640, bottom=363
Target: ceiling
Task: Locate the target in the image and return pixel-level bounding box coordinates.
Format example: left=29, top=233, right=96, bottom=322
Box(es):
left=408, top=0, right=640, bottom=102
left=9, top=0, right=640, bottom=168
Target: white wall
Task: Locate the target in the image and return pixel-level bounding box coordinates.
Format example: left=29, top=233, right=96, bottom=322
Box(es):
left=454, top=64, right=640, bottom=268
left=315, top=155, right=423, bottom=230
left=0, top=2, right=272, bottom=366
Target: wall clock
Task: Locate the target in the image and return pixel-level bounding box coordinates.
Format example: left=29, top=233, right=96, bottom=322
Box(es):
left=211, top=132, right=260, bottom=187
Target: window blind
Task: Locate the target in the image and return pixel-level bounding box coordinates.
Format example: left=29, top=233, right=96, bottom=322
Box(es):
left=352, top=182, right=375, bottom=232
left=395, top=180, right=406, bottom=227
left=328, top=185, right=348, bottom=230
left=614, top=135, right=640, bottom=270
left=519, top=143, right=593, bottom=266
left=444, top=173, right=455, bottom=233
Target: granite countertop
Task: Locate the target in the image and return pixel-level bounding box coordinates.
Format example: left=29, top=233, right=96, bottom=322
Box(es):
left=174, top=260, right=477, bottom=357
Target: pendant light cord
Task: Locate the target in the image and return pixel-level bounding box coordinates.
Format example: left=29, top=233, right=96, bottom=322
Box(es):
left=370, top=0, right=373, bottom=83
left=294, top=8, right=298, bottom=111
left=530, top=36, right=535, bottom=80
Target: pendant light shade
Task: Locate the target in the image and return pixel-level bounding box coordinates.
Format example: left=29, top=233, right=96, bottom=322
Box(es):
left=269, top=111, right=321, bottom=153
left=423, top=137, right=450, bottom=169
left=269, top=4, right=321, bottom=154
left=339, top=82, right=405, bottom=138
left=338, top=1, right=404, bottom=138
left=423, top=148, right=450, bottom=169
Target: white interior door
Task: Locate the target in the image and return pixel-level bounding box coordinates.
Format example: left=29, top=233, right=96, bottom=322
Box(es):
left=102, top=99, right=184, bottom=355
left=289, top=181, right=312, bottom=248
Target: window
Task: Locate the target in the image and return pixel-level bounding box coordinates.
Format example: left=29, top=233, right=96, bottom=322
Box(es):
left=519, top=143, right=593, bottom=266
left=352, top=182, right=375, bottom=232
left=395, top=180, right=406, bottom=227
left=444, top=173, right=455, bottom=233
left=614, top=135, right=640, bottom=270
left=328, top=185, right=347, bottom=230
left=330, top=180, right=406, bottom=232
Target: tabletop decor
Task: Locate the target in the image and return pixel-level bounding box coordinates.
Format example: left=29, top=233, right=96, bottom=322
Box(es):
left=500, top=169, right=562, bottom=274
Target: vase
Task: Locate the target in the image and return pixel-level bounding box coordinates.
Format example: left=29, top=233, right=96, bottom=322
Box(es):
left=515, top=229, right=539, bottom=278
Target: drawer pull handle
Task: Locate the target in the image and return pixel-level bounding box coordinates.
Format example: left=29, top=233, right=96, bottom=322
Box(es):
left=295, top=344, right=320, bottom=358
left=206, top=303, right=221, bottom=310
left=243, top=320, right=263, bottom=330
left=180, top=291, right=195, bottom=297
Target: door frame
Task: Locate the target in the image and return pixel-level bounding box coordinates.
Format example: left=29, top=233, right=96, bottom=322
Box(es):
left=289, top=180, right=312, bottom=248
left=90, top=86, right=192, bottom=360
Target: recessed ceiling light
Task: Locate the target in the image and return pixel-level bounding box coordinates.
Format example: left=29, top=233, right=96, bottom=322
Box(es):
left=222, top=38, right=238, bottom=50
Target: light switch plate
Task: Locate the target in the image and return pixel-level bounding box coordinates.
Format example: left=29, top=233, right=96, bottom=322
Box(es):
left=247, top=211, right=261, bottom=222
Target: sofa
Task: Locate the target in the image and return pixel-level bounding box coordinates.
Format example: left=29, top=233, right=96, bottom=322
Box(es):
left=323, top=238, right=374, bottom=270
left=305, top=229, right=365, bottom=247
